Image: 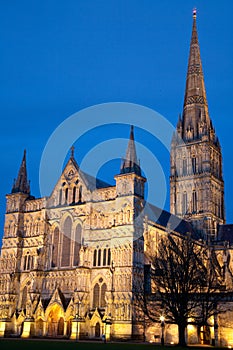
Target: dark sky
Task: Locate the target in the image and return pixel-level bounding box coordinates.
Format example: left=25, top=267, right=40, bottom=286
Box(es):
left=0, top=0, right=233, bottom=242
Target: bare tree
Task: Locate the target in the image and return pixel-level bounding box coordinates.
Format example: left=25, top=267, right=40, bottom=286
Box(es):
left=134, top=233, right=225, bottom=346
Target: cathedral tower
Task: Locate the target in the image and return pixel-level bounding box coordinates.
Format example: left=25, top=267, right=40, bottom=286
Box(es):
left=170, top=10, right=225, bottom=240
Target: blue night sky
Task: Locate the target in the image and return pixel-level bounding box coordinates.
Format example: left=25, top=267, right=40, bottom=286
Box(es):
left=0, top=0, right=233, bottom=242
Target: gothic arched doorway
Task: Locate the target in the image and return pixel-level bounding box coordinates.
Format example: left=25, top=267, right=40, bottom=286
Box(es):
left=95, top=322, right=100, bottom=338
left=57, top=317, right=64, bottom=336
left=36, top=318, right=44, bottom=337
left=66, top=319, right=71, bottom=337
left=47, top=304, right=64, bottom=337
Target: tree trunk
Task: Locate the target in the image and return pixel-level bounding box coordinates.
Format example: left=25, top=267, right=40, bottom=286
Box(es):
left=178, top=323, right=187, bottom=346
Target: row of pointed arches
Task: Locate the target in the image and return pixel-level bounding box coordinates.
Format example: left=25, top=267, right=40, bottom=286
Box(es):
left=57, top=184, right=83, bottom=206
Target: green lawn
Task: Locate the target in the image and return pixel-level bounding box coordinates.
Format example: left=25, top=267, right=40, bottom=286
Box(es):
left=0, top=339, right=223, bottom=350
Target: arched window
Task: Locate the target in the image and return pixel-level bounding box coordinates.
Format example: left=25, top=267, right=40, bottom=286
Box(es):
left=72, top=187, right=76, bottom=203
left=107, top=248, right=111, bottom=266
left=182, top=192, right=187, bottom=214
left=103, top=249, right=107, bottom=266
left=100, top=283, right=107, bottom=307
left=24, top=255, right=28, bottom=270
left=93, top=249, right=97, bottom=267
left=52, top=227, right=59, bottom=267
left=61, top=217, right=72, bottom=267
left=73, top=224, right=82, bottom=266
left=192, top=190, right=197, bottom=213
left=192, top=157, right=197, bottom=174
left=27, top=255, right=31, bottom=270
left=93, top=283, right=100, bottom=308
left=59, top=189, right=62, bottom=205
left=79, top=186, right=82, bottom=202
left=31, top=256, right=34, bottom=270
left=65, top=188, right=69, bottom=204
left=98, top=249, right=101, bottom=266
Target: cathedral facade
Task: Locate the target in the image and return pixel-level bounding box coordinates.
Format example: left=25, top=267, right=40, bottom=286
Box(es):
left=0, top=11, right=233, bottom=346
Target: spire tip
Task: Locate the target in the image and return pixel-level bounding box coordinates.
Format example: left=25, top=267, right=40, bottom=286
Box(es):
left=193, top=8, right=197, bottom=18
left=70, top=145, right=75, bottom=158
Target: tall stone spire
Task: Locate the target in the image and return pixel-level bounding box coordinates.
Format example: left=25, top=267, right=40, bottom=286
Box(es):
left=120, top=125, right=141, bottom=176
left=12, top=150, right=30, bottom=195
left=170, top=10, right=225, bottom=240
left=181, top=9, right=213, bottom=141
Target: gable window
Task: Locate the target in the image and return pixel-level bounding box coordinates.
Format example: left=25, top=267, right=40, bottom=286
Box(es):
left=65, top=188, right=69, bottom=204
left=61, top=217, right=72, bottom=267
left=59, top=189, right=62, bottom=205
left=72, top=187, right=76, bottom=203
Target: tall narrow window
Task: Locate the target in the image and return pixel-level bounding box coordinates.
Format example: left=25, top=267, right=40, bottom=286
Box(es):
left=100, top=283, right=107, bottom=307
left=98, top=249, right=101, bottom=266
left=192, top=157, right=197, bottom=174
left=107, top=248, right=111, bottom=266
left=31, top=256, right=34, bottom=270
left=93, top=249, right=97, bottom=267
left=59, top=189, right=62, bottom=205
left=79, top=186, right=82, bottom=202
left=65, top=188, right=69, bottom=204
left=27, top=255, right=31, bottom=270
left=183, top=192, right=187, bottom=214
left=72, top=187, right=76, bottom=203
left=24, top=255, right=27, bottom=270
left=73, top=224, right=82, bottom=266
left=183, top=159, right=187, bottom=176
left=192, top=190, right=197, bottom=213
left=61, top=217, right=72, bottom=267
left=52, top=227, right=59, bottom=267
left=93, top=283, right=100, bottom=308
left=103, top=249, right=107, bottom=266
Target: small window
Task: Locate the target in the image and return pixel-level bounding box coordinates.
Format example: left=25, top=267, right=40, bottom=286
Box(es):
left=65, top=188, right=69, bottom=203
left=103, top=249, right=107, bottom=266
left=98, top=249, right=101, bottom=266
left=107, top=248, right=111, bottom=266
left=93, top=249, right=97, bottom=267
left=72, top=187, right=76, bottom=203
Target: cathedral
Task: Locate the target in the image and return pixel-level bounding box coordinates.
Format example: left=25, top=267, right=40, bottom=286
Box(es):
left=0, top=11, right=233, bottom=346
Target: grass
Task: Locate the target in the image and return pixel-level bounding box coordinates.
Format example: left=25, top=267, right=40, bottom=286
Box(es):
left=0, top=339, right=222, bottom=350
